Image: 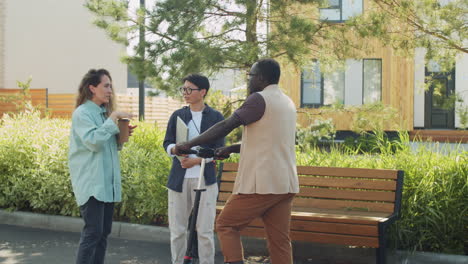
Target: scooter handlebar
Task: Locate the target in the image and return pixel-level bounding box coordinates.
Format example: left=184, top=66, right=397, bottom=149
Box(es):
left=177, top=149, right=198, bottom=155
left=177, top=148, right=215, bottom=158
left=196, top=148, right=215, bottom=158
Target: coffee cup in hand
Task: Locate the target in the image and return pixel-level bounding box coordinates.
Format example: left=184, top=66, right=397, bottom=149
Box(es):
left=118, top=118, right=130, bottom=144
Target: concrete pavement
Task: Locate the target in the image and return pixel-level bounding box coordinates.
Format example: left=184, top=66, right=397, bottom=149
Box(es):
left=0, top=224, right=174, bottom=264
left=1, top=210, right=467, bottom=264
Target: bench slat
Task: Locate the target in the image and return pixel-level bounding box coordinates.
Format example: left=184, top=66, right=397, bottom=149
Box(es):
left=216, top=206, right=390, bottom=225
left=247, top=218, right=378, bottom=236
left=218, top=193, right=395, bottom=213
left=297, top=166, right=399, bottom=179
left=290, top=230, right=379, bottom=247
left=221, top=162, right=239, bottom=171
left=220, top=173, right=397, bottom=190
left=219, top=182, right=234, bottom=192
left=219, top=172, right=237, bottom=181
left=298, top=187, right=396, bottom=202
left=291, top=209, right=391, bottom=223
left=221, top=163, right=399, bottom=180
left=217, top=192, right=231, bottom=202
left=299, top=176, right=397, bottom=191
left=220, top=184, right=396, bottom=202
left=238, top=227, right=379, bottom=247
left=293, top=197, right=394, bottom=213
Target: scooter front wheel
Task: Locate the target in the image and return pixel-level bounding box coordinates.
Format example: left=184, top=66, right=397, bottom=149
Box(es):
left=183, top=258, right=199, bottom=264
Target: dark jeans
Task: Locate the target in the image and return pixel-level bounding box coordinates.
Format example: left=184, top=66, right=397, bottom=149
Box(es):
left=76, top=197, right=114, bottom=264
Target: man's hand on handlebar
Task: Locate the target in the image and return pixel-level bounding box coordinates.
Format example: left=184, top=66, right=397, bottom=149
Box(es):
left=175, top=144, right=229, bottom=160
left=174, top=142, right=195, bottom=156
left=214, top=146, right=231, bottom=160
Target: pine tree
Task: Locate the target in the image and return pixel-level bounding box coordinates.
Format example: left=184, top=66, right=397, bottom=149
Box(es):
left=85, top=0, right=467, bottom=94
left=344, top=0, right=467, bottom=71
left=85, top=0, right=338, bottom=94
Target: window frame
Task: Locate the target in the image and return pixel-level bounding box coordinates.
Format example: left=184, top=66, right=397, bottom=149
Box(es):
left=319, top=0, right=364, bottom=23
left=362, top=58, right=383, bottom=104
left=300, top=64, right=345, bottom=108
left=319, top=0, right=343, bottom=22
left=300, top=66, right=324, bottom=108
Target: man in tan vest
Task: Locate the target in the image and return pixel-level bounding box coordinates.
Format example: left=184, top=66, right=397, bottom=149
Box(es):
left=175, top=58, right=299, bottom=264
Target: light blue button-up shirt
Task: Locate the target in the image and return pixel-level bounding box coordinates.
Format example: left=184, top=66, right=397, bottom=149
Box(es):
left=68, top=100, right=121, bottom=206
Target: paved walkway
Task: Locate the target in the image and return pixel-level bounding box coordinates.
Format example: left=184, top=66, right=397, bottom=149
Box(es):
left=0, top=224, right=177, bottom=264
left=1, top=210, right=467, bottom=264
left=0, top=224, right=274, bottom=264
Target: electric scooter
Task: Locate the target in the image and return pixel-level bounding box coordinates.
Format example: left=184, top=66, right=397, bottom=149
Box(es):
left=181, top=148, right=216, bottom=264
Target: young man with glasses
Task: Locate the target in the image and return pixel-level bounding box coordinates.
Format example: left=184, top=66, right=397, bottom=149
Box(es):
left=163, top=73, right=225, bottom=264
left=174, top=59, right=299, bottom=264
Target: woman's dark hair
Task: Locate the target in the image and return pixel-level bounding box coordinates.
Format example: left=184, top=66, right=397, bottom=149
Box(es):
left=256, top=58, right=281, bottom=84
left=183, top=73, right=210, bottom=92
left=75, top=69, right=114, bottom=115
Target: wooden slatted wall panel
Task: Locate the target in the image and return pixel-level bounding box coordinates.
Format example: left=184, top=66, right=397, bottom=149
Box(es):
left=0, top=90, right=184, bottom=126
left=116, top=95, right=184, bottom=128
left=48, top=94, right=75, bottom=118
left=0, top=89, right=47, bottom=116
left=47, top=94, right=184, bottom=123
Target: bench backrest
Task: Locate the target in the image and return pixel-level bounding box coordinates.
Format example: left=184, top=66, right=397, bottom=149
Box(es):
left=217, top=162, right=404, bottom=215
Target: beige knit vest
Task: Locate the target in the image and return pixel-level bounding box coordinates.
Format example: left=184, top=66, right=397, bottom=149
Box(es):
left=233, top=84, right=299, bottom=194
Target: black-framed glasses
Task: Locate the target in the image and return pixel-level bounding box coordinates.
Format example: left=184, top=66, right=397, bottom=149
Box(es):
left=246, top=72, right=258, bottom=78
left=179, top=86, right=202, bottom=94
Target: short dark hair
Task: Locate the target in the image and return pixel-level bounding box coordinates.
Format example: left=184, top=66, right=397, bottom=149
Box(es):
left=182, top=73, right=210, bottom=92
left=256, top=58, right=281, bottom=84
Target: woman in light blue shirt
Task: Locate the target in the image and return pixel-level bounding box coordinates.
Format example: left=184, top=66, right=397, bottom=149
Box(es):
left=69, top=69, right=133, bottom=264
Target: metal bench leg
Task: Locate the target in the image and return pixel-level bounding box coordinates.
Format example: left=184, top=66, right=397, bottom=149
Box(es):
left=376, top=246, right=386, bottom=264
left=376, top=223, right=387, bottom=264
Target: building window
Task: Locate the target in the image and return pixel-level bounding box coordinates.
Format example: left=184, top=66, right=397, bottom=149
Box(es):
left=427, top=60, right=442, bottom=73
left=362, top=59, right=382, bottom=104
left=320, top=0, right=363, bottom=22
left=324, top=71, right=345, bottom=105
left=301, top=63, right=323, bottom=107
left=301, top=62, right=345, bottom=107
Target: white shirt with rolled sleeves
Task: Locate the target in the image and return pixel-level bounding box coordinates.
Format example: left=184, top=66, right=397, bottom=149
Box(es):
left=166, top=110, right=213, bottom=178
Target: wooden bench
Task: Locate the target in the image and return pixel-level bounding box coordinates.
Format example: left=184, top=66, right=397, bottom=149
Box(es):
left=216, top=162, right=404, bottom=264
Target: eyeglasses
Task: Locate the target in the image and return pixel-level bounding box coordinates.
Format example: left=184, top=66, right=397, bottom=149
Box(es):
left=246, top=72, right=258, bottom=78
left=179, top=86, right=202, bottom=94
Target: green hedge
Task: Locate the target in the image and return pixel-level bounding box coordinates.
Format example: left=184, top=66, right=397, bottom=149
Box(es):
left=0, top=111, right=466, bottom=254
left=0, top=110, right=171, bottom=225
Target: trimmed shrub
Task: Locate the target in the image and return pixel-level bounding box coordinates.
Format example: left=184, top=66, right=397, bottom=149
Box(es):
left=117, top=122, right=171, bottom=225
left=0, top=110, right=171, bottom=225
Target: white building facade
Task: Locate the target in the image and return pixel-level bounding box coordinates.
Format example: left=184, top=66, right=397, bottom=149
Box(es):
left=0, top=0, right=127, bottom=94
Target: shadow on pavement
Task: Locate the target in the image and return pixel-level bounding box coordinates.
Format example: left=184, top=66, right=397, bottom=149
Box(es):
left=0, top=224, right=173, bottom=264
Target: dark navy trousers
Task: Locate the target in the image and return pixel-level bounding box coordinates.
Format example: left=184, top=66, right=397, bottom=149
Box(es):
left=76, top=197, right=114, bottom=264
